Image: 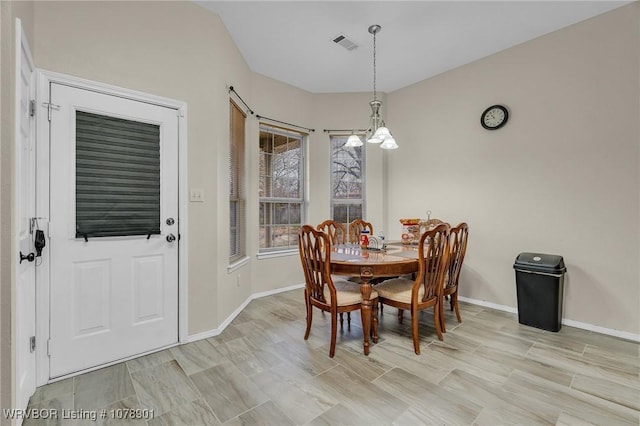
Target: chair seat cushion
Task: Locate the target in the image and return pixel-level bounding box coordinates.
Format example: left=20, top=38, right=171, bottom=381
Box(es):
left=326, top=280, right=378, bottom=306
left=375, top=278, right=423, bottom=304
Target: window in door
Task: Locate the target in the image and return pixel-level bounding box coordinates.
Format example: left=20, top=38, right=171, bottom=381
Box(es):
left=229, top=101, right=246, bottom=262
left=75, top=111, right=160, bottom=239
left=259, top=125, right=306, bottom=252
left=330, top=135, right=365, bottom=228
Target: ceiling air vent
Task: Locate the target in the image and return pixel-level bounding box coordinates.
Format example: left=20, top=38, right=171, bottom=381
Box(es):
left=332, top=34, right=358, bottom=51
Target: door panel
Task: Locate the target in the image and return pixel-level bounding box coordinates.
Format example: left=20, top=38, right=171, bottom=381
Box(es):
left=72, top=260, right=110, bottom=336
left=15, top=20, right=37, bottom=412
left=49, top=83, right=179, bottom=378
left=132, top=255, right=165, bottom=323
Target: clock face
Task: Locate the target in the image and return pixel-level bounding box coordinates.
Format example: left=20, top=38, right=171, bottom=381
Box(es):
left=481, top=105, right=508, bottom=130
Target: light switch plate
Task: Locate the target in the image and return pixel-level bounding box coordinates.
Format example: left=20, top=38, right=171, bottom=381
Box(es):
left=190, top=188, right=205, bottom=202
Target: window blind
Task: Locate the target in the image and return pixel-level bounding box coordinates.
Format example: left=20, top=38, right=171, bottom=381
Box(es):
left=229, top=101, right=246, bottom=261
left=75, top=111, right=161, bottom=239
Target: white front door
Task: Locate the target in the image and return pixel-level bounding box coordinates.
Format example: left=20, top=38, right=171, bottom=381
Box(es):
left=15, top=18, right=37, bottom=412
left=48, top=83, right=179, bottom=378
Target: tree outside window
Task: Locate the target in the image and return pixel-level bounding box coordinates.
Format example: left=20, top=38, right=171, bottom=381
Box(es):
left=330, top=135, right=365, bottom=228
left=259, top=126, right=305, bottom=251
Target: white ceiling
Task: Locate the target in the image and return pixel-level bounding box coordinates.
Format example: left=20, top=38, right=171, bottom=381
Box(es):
left=198, top=1, right=630, bottom=94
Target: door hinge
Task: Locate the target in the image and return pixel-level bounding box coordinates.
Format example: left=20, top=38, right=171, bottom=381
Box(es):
left=29, top=100, right=36, bottom=117
left=30, top=336, right=36, bottom=353
left=47, top=339, right=51, bottom=357
left=42, top=102, right=61, bottom=122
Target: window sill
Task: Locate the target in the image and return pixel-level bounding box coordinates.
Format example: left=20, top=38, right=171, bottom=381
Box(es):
left=257, top=249, right=297, bottom=260
left=227, top=256, right=250, bottom=273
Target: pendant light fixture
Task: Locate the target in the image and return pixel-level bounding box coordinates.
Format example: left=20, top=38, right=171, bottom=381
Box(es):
left=366, top=24, right=398, bottom=149
left=343, top=24, right=398, bottom=149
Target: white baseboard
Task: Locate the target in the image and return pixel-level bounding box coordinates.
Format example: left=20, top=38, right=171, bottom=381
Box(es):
left=252, top=283, right=305, bottom=299
left=458, top=296, right=640, bottom=342
left=187, top=283, right=305, bottom=343
left=560, top=318, right=640, bottom=342
left=458, top=296, right=517, bottom=314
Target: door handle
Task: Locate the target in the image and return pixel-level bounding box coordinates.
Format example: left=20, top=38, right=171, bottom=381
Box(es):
left=20, top=251, right=35, bottom=264
left=166, top=234, right=176, bottom=243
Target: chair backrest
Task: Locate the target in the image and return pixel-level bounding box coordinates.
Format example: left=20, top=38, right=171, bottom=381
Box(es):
left=415, top=223, right=450, bottom=302
left=420, top=218, right=444, bottom=233
left=317, top=220, right=347, bottom=245
left=445, top=223, right=469, bottom=292
left=298, top=225, right=335, bottom=305
left=349, top=219, right=373, bottom=244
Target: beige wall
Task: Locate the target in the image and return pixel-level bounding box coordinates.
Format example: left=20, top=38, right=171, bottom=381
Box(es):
left=1, top=0, right=35, bottom=420
left=387, top=3, right=639, bottom=335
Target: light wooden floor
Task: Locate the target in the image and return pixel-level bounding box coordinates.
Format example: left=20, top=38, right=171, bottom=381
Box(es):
left=26, top=288, right=639, bottom=425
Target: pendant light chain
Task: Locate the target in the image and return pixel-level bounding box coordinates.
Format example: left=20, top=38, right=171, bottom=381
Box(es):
left=372, top=29, right=377, bottom=102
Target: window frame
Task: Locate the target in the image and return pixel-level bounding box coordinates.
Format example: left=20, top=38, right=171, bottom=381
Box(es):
left=329, top=134, right=366, bottom=230
left=258, top=124, right=307, bottom=255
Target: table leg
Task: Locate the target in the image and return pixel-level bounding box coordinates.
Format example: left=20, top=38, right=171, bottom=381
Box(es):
left=372, top=300, right=379, bottom=343
left=359, top=266, right=374, bottom=355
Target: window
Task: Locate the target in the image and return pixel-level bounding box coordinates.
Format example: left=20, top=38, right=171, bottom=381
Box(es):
left=259, top=125, right=305, bottom=252
left=76, top=111, right=160, bottom=238
left=330, top=135, right=365, bottom=228
left=229, top=101, right=246, bottom=262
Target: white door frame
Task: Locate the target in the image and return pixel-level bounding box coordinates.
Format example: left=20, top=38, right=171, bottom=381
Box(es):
left=35, top=70, right=189, bottom=385
left=14, top=17, right=36, bottom=415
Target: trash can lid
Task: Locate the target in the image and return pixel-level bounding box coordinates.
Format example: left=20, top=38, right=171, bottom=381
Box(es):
left=514, top=252, right=566, bottom=274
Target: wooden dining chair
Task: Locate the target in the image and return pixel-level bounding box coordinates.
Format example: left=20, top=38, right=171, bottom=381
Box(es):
left=420, top=218, right=444, bottom=233
left=317, top=220, right=347, bottom=245
left=317, top=220, right=351, bottom=327
left=298, top=225, right=379, bottom=358
left=349, top=219, right=373, bottom=244
left=441, top=223, right=469, bottom=332
left=375, top=223, right=450, bottom=354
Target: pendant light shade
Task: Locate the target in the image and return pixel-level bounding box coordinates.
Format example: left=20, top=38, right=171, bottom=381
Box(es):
left=346, top=133, right=363, bottom=147
left=373, top=126, right=391, bottom=140
left=367, top=135, right=383, bottom=144
left=379, top=136, right=398, bottom=150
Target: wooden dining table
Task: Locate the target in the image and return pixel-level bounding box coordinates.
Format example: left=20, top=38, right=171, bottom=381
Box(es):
left=330, top=242, right=420, bottom=355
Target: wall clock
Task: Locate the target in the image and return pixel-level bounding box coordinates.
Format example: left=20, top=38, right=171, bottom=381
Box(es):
left=481, top=105, right=509, bottom=130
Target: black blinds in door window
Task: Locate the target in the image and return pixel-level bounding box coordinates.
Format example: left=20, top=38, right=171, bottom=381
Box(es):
left=76, top=111, right=161, bottom=239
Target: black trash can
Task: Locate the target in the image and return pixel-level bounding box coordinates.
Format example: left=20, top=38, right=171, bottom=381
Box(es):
left=513, top=253, right=567, bottom=332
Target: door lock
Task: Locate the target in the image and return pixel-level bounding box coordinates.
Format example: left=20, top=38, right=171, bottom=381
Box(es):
left=20, top=251, right=35, bottom=264
left=34, top=230, right=46, bottom=257
left=166, top=218, right=175, bottom=226
left=166, top=234, right=176, bottom=243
